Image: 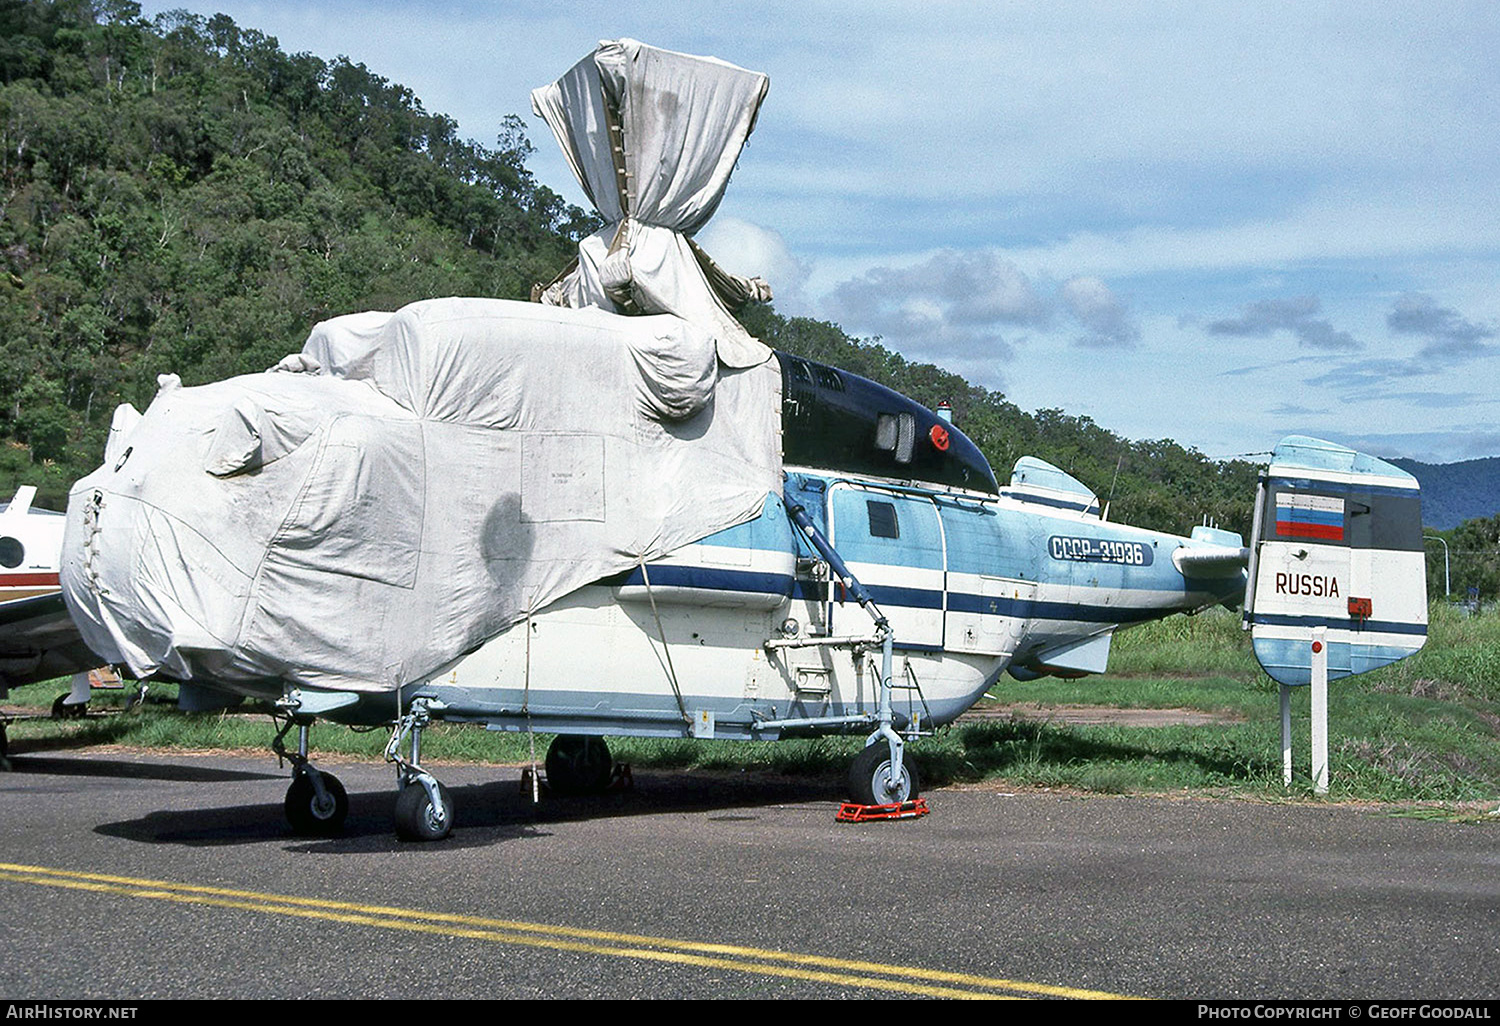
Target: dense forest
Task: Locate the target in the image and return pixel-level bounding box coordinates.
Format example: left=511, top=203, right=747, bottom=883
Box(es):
left=0, top=0, right=595, bottom=501
left=0, top=0, right=1489, bottom=598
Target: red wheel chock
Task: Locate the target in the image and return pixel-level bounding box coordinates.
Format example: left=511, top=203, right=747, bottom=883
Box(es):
left=836, top=798, right=930, bottom=822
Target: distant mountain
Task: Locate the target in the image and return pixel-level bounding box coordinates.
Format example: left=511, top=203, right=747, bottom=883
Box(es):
left=1389, top=457, right=1500, bottom=530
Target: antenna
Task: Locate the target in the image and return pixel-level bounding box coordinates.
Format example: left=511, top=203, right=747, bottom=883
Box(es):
left=1102, top=455, right=1123, bottom=521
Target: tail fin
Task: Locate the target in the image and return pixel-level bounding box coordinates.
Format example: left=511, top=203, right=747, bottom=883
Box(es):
left=1243, top=436, right=1426, bottom=685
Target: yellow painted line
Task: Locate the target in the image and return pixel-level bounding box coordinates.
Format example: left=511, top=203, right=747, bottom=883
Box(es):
left=0, top=861, right=1136, bottom=1000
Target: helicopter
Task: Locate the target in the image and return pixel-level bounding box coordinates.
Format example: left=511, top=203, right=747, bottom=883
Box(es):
left=55, top=40, right=1424, bottom=841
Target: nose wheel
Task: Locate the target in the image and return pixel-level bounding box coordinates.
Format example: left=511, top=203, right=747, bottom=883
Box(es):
left=284, top=767, right=349, bottom=835
left=394, top=777, right=455, bottom=841
left=847, top=741, right=921, bottom=806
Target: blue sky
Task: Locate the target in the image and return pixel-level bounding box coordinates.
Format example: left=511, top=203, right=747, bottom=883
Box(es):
left=138, top=1, right=1500, bottom=465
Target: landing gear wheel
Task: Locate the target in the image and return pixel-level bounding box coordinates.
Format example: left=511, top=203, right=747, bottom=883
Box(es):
left=50, top=693, right=86, bottom=719
left=394, top=779, right=454, bottom=842
left=545, top=735, right=613, bottom=796
left=847, top=744, right=920, bottom=806
left=284, top=771, right=349, bottom=836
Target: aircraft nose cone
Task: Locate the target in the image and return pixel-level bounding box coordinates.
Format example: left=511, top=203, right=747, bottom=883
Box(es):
left=62, top=486, right=168, bottom=676
left=61, top=485, right=251, bottom=681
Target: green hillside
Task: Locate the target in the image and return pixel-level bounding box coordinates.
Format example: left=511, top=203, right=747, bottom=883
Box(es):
left=0, top=1, right=1263, bottom=539
left=0, top=0, right=594, bottom=504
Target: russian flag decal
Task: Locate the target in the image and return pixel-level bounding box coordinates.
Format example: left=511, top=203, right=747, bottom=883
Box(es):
left=1274, top=492, right=1345, bottom=540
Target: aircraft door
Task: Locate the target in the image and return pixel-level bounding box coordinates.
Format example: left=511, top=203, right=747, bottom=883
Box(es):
left=827, top=486, right=945, bottom=648
left=938, top=501, right=1033, bottom=657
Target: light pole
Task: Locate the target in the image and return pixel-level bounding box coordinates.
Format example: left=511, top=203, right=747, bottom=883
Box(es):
left=1423, top=535, right=1450, bottom=598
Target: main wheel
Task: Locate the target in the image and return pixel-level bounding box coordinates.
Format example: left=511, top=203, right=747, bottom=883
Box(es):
left=545, top=735, right=613, bottom=796
left=51, top=693, right=86, bottom=719
left=394, top=779, right=454, bottom=841
left=847, top=743, right=921, bottom=806
left=284, top=770, right=349, bottom=835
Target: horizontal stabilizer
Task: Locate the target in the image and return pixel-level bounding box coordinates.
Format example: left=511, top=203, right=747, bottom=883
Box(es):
left=2, top=486, right=36, bottom=515
left=1173, top=526, right=1249, bottom=579
left=1243, top=436, right=1426, bottom=686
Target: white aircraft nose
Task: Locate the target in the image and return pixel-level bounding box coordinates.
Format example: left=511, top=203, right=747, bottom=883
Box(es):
left=61, top=487, right=251, bottom=681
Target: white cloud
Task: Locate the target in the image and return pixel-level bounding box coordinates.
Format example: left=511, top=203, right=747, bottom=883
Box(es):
left=695, top=217, right=811, bottom=313
left=816, top=250, right=1146, bottom=359
left=818, top=250, right=1052, bottom=365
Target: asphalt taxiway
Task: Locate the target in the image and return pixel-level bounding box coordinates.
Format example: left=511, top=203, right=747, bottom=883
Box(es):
left=0, top=749, right=1495, bottom=1000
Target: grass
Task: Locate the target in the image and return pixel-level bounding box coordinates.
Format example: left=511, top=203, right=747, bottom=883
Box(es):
left=972, top=603, right=1500, bottom=804
left=5, top=603, right=1498, bottom=808
left=1105, top=605, right=1264, bottom=680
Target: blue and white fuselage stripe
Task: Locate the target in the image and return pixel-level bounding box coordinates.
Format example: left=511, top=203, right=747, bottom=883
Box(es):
left=408, top=466, right=1246, bottom=739
left=665, top=470, right=1249, bottom=651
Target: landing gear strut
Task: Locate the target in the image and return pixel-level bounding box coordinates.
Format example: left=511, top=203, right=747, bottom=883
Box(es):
left=386, top=698, right=454, bottom=841
left=782, top=498, right=926, bottom=809
left=271, top=709, right=348, bottom=835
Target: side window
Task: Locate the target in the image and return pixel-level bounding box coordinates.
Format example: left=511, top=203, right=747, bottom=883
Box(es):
left=867, top=500, right=899, bottom=539
left=0, top=537, right=22, bottom=568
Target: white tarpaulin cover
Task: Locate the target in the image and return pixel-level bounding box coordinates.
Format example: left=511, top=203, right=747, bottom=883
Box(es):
left=531, top=39, right=774, bottom=367
left=61, top=298, right=782, bottom=693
